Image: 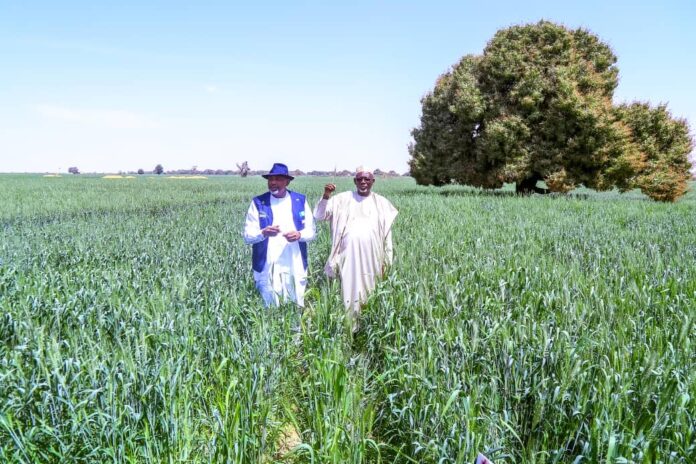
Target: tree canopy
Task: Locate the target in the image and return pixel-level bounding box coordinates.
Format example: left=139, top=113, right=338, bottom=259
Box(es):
left=408, top=20, right=693, bottom=201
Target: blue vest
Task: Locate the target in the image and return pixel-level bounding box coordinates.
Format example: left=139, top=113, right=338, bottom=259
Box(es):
left=251, top=191, right=308, bottom=272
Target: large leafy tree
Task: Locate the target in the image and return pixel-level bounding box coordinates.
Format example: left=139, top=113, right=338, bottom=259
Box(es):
left=409, top=20, right=693, bottom=201
left=614, top=102, right=693, bottom=201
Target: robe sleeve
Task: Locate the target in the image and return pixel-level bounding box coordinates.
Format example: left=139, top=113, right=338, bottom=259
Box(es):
left=379, top=196, right=398, bottom=266
left=384, top=228, right=394, bottom=266
left=243, top=201, right=265, bottom=244
left=299, top=199, right=316, bottom=242
left=314, top=197, right=333, bottom=221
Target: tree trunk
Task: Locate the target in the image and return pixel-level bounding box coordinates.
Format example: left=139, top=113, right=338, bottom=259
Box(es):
left=516, top=176, right=548, bottom=195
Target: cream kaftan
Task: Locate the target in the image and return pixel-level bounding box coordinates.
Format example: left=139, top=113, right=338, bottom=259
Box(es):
left=314, top=191, right=398, bottom=314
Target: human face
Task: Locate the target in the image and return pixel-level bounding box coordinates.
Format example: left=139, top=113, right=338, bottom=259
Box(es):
left=354, top=172, right=375, bottom=196
left=267, top=175, right=290, bottom=197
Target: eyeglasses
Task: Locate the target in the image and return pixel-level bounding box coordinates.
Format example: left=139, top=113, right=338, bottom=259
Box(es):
left=355, top=176, right=373, bottom=182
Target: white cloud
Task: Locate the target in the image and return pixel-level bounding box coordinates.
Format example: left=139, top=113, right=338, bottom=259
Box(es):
left=204, top=84, right=220, bottom=94
left=34, top=104, right=162, bottom=129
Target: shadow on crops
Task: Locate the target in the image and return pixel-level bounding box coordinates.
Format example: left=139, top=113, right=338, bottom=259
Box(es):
left=400, top=188, right=591, bottom=200
left=439, top=190, right=592, bottom=200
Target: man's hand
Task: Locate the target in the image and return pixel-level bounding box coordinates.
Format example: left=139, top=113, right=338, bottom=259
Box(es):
left=283, top=230, right=301, bottom=242
left=262, top=225, right=281, bottom=237
left=323, top=183, right=336, bottom=200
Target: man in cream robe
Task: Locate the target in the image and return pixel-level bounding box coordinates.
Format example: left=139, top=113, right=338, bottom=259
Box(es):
left=314, top=168, right=398, bottom=321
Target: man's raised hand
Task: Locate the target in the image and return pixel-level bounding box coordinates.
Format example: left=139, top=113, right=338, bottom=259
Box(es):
left=323, top=183, right=336, bottom=200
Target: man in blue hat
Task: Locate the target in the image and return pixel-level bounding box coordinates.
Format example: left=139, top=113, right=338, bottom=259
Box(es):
left=243, top=163, right=316, bottom=307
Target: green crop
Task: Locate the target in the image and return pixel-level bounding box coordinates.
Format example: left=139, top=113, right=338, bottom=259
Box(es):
left=1, top=174, right=694, bottom=463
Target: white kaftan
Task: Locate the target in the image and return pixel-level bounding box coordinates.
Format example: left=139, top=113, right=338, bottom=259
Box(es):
left=314, top=191, right=398, bottom=314
left=243, top=193, right=315, bottom=307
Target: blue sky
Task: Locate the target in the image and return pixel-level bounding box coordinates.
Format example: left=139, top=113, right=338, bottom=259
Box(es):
left=1, top=0, right=694, bottom=173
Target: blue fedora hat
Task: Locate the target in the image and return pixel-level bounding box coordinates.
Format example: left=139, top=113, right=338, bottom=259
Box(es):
left=262, top=163, right=294, bottom=180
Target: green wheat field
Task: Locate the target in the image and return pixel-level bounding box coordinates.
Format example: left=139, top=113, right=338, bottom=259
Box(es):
left=1, top=174, right=694, bottom=463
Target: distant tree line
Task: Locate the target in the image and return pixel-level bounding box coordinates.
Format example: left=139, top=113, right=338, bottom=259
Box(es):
left=64, top=163, right=407, bottom=177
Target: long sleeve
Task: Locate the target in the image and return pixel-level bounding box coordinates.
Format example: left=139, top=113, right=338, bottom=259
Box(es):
left=378, top=195, right=398, bottom=267
left=243, top=201, right=265, bottom=244
left=384, top=228, right=394, bottom=266
left=314, top=197, right=332, bottom=221
left=299, top=200, right=316, bottom=242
